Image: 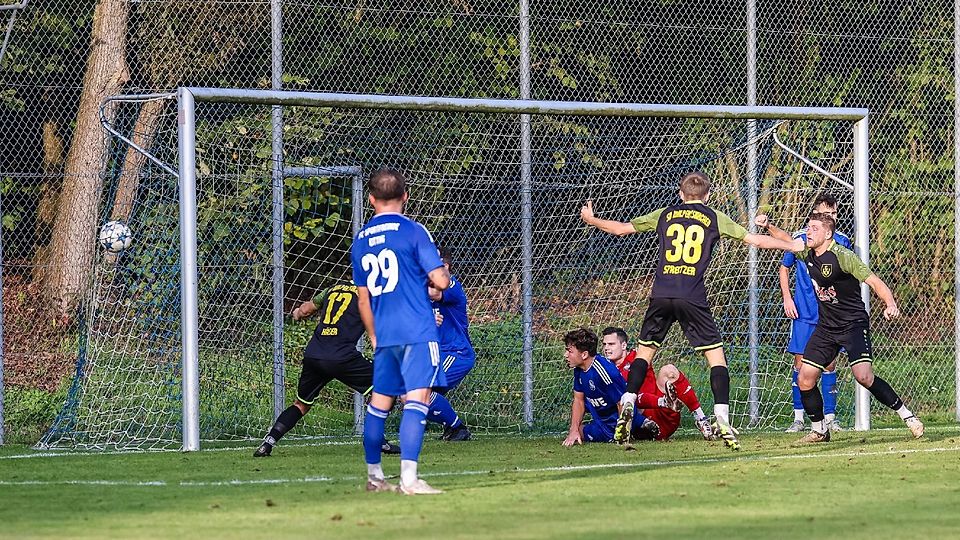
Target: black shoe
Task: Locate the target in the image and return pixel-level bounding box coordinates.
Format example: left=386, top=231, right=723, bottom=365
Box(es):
left=381, top=440, right=401, bottom=455
left=253, top=442, right=272, bottom=457
left=445, top=425, right=472, bottom=442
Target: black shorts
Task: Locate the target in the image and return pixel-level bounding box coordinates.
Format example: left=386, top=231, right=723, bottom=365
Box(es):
left=296, top=352, right=372, bottom=405
left=638, top=297, right=723, bottom=352
left=802, top=322, right=872, bottom=371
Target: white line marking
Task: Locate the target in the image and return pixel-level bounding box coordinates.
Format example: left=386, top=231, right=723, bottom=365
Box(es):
left=0, top=445, right=957, bottom=487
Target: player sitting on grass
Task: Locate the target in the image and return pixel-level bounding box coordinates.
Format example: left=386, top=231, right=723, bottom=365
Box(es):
left=757, top=212, right=924, bottom=442
left=426, top=246, right=475, bottom=442
left=254, top=283, right=399, bottom=457
left=601, top=326, right=713, bottom=441
left=580, top=170, right=800, bottom=451
left=562, top=328, right=631, bottom=446
left=780, top=194, right=852, bottom=433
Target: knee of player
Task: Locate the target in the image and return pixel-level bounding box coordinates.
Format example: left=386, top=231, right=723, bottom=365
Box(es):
left=294, top=400, right=312, bottom=415
left=852, top=369, right=875, bottom=387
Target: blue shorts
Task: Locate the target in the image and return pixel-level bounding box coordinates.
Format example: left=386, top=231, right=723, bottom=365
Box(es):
left=787, top=320, right=817, bottom=355
left=373, top=342, right=447, bottom=396
left=436, top=349, right=476, bottom=393
left=582, top=419, right=616, bottom=443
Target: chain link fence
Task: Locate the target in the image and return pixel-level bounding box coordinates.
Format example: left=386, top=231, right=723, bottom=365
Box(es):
left=1, top=0, right=955, bottom=446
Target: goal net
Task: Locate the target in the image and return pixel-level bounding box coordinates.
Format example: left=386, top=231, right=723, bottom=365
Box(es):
left=38, top=91, right=865, bottom=451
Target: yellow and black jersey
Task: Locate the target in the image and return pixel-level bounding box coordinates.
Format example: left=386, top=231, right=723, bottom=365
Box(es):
left=797, top=240, right=873, bottom=329
left=631, top=200, right=748, bottom=302
left=303, top=283, right=364, bottom=360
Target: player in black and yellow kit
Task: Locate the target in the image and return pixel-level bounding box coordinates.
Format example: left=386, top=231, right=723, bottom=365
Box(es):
left=254, top=283, right=400, bottom=457
left=757, top=212, right=924, bottom=442
left=580, top=171, right=799, bottom=450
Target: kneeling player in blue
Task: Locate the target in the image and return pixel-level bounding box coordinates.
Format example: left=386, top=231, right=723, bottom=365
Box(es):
left=427, top=246, right=475, bottom=441
left=352, top=168, right=452, bottom=495
left=561, top=328, right=628, bottom=446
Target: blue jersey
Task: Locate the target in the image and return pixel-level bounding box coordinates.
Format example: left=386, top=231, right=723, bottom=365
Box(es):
left=351, top=212, right=444, bottom=347
left=573, top=355, right=626, bottom=427
left=781, top=229, right=853, bottom=324
left=433, top=275, right=474, bottom=355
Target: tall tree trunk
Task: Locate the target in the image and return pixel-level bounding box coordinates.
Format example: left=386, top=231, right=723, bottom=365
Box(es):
left=44, top=0, right=130, bottom=315
left=110, top=98, right=165, bottom=222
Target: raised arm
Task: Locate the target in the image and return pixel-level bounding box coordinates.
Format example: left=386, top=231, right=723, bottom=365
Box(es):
left=865, top=274, right=900, bottom=320
left=753, top=215, right=805, bottom=252
left=580, top=200, right=639, bottom=237
left=562, top=391, right=586, bottom=447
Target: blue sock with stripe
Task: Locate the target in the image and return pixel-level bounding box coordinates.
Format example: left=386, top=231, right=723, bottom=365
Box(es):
left=399, top=400, right=430, bottom=462
left=427, top=393, right=462, bottom=428
left=821, top=370, right=838, bottom=415
left=363, top=404, right=390, bottom=465
left=791, top=370, right=803, bottom=411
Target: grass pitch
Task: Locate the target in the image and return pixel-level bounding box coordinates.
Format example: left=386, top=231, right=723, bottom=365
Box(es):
left=1, top=427, right=959, bottom=539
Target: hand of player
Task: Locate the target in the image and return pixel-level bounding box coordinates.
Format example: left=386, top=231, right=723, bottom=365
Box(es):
left=754, top=214, right=770, bottom=229
left=292, top=305, right=304, bottom=321
left=580, top=200, right=595, bottom=223
left=562, top=431, right=582, bottom=447
left=883, top=302, right=900, bottom=320
left=434, top=311, right=443, bottom=327
left=619, top=392, right=637, bottom=409
left=783, top=297, right=798, bottom=319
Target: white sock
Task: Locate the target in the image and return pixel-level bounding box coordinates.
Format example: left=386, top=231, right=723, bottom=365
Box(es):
left=896, top=405, right=914, bottom=421
left=824, top=413, right=835, bottom=425
left=367, top=463, right=384, bottom=481
left=811, top=419, right=825, bottom=433
left=400, top=459, right=418, bottom=486
left=693, top=407, right=707, bottom=421
left=793, top=409, right=804, bottom=422
left=714, top=404, right=730, bottom=425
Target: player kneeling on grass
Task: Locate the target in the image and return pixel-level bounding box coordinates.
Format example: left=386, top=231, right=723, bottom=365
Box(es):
left=425, top=246, right=475, bottom=442
left=601, top=326, right=713, bottom=441
left=254, top=283, right=399, bottom=457
left=562, top=328, right=627, bottom=446
left=758, top=212, right=924, bottom=443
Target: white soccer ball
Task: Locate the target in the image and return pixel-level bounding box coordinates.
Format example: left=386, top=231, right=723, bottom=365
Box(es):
left=99, top=221, right=133, bottom=253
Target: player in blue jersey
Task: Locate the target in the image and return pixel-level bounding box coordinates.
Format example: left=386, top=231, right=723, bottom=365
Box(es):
left=780, top=194, right=852, bottom=433
left=351, top=168, right=451, bottom=495
left=426, top=246, right=475, bottom=442
left=561, top=328, right=641, bottom=446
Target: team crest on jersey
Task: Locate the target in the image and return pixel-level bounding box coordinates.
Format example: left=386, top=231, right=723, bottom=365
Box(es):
left=588, top=380, right=596, bottom=391
left=821, top=264, right=833, bottom=278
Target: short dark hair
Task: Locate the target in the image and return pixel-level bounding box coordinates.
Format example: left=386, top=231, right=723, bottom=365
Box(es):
left=679, top=171, right=710, bottom=199
left=438, top=245, right=453, bottom=271
left=564, top=328, right=598, bottom=357
left=809, top=212, right=836, bottom=233
left=601, top=326, right=628, bottom=344
left=368, top=167, right=407, bottom=201
left=813, top=193, right=838, bottom=211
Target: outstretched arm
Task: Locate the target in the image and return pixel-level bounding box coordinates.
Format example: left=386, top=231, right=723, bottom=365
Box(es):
left=580, top=200, right=637, bottom=237
left=865, top=274, right=900, bottom=320
left=752, top=215, right=805, bottom=252
left=563, top=391, right=586, bottom=446
left=292, top=300, right=318, bottom=321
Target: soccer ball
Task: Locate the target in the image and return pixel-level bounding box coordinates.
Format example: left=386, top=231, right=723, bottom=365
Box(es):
left=99, top=221, right=132, bottom=253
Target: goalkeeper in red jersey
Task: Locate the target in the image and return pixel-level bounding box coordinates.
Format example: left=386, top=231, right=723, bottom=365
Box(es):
left=601, top=327, right=713, bottom=441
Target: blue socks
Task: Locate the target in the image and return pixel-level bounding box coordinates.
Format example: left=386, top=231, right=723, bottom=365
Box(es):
left=821, top=370, right=838, bottom=415
left=428, top=393, right=462, bottom=428
left=399, top=400, right=430, bottom=462
left=791, top=369, right=803, bottom=411
left=363, top=404, right=389, bottom=465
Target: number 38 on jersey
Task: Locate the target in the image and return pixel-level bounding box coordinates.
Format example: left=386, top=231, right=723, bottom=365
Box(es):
left=361, top=248, right=400, bottom=296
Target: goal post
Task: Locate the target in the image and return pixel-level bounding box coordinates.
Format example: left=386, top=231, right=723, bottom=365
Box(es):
left=174, top=88, right=871, bottom=451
